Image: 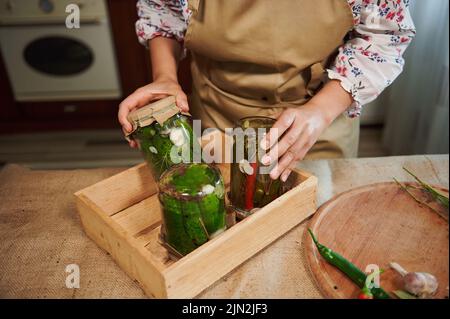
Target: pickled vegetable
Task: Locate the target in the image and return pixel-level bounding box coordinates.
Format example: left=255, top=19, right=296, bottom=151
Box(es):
left=158, top=163, right=226, bottom=256
left=132, top=114, right=200, bottom=179
left=229, top=117, right=293, bottom=217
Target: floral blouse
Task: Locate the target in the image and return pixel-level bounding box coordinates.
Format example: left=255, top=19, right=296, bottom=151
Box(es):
left=135, top=0, right=416, bottom=117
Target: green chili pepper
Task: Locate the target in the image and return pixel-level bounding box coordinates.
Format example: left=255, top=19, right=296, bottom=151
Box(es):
left=307, top=229, right=391, bottom=299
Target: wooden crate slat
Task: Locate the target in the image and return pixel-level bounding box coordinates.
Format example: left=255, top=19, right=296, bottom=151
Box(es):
left=76, top=193, right=168, bottom=297
left=112, top=196, right=162, bottom=236
left=141, top=226, right=175, bottom=268
left=75, top=163, right=157, bottom=216
left=162, top=175, right=317, bottom=298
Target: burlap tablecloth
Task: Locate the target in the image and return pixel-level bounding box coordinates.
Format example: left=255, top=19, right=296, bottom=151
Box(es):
left=0, top=155, right=448, bottom=298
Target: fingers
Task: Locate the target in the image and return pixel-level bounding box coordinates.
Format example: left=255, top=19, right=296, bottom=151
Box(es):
left=276, top=144, right=310, bottom=180
left=118, top=88, right=159, bottom=133
left=118, top=84, right=188, bottom=134
left=280, top=160, right=301, bottom=182
left=176, top=91, right=189, bottom=112
left=269, top=129, right=312, bottom=180
left=269, top=147, right=297, bottom=180
left=122, top=127, right=138, bottom=148
left=280, top=168, right=292, bottom=182
left=118, top=81, right=189, bottom=151
left=261, top=120, right=304, bottom=165
left=260, top=110, right=296, bottom=151
left=129, top=140, right=138, bottom=148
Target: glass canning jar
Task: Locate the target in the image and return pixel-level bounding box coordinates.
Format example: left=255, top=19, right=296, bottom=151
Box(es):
left=127, top=96, right=200, bottom=180
left=229, top=116, right=293, bottom=218
left=158, top=163, right=226, bottom=257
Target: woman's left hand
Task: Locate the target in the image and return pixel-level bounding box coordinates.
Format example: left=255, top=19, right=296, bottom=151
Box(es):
left=260, top=80, right=354, bottom=181
left=260, top=102, right=331, bottom=182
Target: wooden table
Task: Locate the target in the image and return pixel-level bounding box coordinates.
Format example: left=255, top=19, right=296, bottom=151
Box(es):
left=0, top=155, right=448, bottom=298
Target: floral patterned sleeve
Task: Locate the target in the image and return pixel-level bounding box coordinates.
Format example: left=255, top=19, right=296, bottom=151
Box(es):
left=135, top=0, right=189, bottom=47
left=328, top=0, right=416, bottom=117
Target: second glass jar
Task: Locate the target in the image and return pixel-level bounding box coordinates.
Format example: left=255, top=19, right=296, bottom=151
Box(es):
left=158, top=163, right=226, bottom=257
left=229, top=116, right=293, bottom=217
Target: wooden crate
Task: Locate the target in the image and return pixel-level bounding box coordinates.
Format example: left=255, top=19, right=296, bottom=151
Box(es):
left=75, top=162, right=317, bottom=298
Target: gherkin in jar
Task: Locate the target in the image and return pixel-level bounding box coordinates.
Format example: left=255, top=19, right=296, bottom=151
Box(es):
left=158, top=163, right=226, bottom=257
left=229, top=116, right=294, bottom=218
left=127, top=96, right=201, bottom=180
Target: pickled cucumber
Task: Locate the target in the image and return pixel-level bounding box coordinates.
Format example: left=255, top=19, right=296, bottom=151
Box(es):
left=199, top=194, right=225, bottom=234
left=158, top=163, right=226, bottom=256
left=133, top=114, right=199, bottom=179
left=160, top=194, right=197, bottom=255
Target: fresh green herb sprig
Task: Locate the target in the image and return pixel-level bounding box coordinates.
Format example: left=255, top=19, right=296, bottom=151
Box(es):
left=402, top=167, right=449, bottom=209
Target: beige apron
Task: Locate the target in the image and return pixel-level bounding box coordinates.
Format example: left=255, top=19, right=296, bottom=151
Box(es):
left=185, top=0, right=360, bottom=158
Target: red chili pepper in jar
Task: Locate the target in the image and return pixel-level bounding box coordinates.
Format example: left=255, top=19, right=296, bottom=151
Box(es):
left=244, top=162, right=258, bottom=210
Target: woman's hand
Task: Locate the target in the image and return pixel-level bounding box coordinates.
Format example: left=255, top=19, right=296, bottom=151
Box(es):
left=260, top=102, right=331, bottom=181
left=118, top=78, right=189, bottom=147
left=260, top=80, right=354, bottom=181
left=119, top=36, right=185, bottom=147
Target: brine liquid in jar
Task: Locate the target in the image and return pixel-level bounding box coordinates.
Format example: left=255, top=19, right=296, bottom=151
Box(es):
left=127, top=96, right=201, bottom=180
left=229, top=116, right=294, bottom=219
left=158, top=163, right=226, bottom=258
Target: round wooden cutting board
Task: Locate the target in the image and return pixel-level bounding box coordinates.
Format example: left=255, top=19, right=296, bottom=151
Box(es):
left=305, top=182, right=449, bottom=299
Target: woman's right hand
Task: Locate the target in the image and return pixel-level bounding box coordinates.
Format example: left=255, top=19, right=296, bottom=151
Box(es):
left=118, top=78, right=189, bottom=148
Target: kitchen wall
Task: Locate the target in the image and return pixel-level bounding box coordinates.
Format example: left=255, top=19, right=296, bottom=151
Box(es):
left=381, top=0, right=449, bottom=155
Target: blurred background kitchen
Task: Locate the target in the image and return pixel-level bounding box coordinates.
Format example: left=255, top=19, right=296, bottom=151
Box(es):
left=0, top=0, right=448, bottom=170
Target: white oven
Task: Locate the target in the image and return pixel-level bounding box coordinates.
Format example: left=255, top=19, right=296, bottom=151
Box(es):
left=0, top=0, right=121, bottom=101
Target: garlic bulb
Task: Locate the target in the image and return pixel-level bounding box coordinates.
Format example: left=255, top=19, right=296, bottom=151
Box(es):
left=169, top=128, right=186, bottom=147
left=390, top=262, right=439, bottom=298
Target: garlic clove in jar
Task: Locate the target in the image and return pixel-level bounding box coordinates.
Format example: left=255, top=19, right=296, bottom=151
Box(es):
left=170, top=128, right=186, bottom=147
left=239, top=159, right=254, bottom=175
left=202, top=184, right=215, bottom=195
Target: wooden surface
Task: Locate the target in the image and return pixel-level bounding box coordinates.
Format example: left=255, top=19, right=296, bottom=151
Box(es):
left=75, top=163, right=317, bottom=298
left=1, top=155, right=448, bottom=298
left=306, top=182, right=449, bottom=299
